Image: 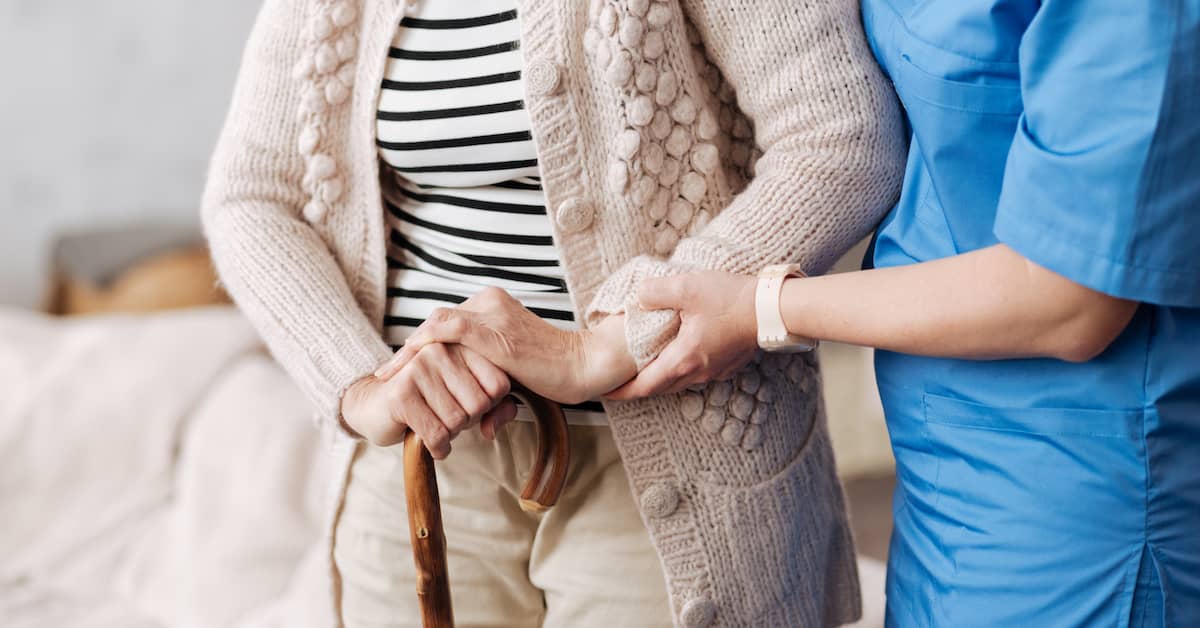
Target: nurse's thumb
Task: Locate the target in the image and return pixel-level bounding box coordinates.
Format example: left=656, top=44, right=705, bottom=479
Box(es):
left=638, top=276, right=688, bottom=311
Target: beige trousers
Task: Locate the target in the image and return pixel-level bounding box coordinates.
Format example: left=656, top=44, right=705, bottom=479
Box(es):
left=333, top=421, right=673, bottom=628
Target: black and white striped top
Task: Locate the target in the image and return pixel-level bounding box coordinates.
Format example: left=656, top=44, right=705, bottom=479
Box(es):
left=376, top=1, right=605, bottom=422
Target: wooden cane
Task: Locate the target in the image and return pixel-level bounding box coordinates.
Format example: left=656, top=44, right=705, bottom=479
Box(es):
left=402, top=383, right=570, bottom=628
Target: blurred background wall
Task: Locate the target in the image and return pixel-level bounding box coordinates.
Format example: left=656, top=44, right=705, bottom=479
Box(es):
left=0, top=1, right=261, bottom=307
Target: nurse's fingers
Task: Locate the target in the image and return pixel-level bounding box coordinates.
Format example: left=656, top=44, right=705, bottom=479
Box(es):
left=638, top=276, right=690, bottom=311
left=605, top=340, right=694, bottom=400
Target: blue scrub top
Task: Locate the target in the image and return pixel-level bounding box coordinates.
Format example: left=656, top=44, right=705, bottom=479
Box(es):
left=859, top=0, right=1200, bottom=625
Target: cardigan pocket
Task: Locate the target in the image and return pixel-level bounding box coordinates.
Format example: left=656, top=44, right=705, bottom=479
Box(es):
left=703, top=400, right=858, bottom=624
left=682, top=352, right=827, bottom=487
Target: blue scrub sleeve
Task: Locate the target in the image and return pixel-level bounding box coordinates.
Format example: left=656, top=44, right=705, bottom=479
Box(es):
left=993, top=2, right=1200, bottom=308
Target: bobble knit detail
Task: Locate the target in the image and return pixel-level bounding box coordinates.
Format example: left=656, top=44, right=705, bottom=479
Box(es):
left=587, top=0, right=724, bottom=255
left=681, top=353, right=814, bottom=451
left=295, top=1, right=360, bottom=225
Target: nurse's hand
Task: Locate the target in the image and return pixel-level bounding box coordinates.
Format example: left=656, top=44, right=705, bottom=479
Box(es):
left=340, top=344, right=517, bottom=458
left=606, top=271, right=759, bottom=400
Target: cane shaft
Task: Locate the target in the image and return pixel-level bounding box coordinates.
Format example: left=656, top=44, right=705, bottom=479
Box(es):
left=401, top=384, right=570, bottom=628
left=403, top=431, right=454, bottom=628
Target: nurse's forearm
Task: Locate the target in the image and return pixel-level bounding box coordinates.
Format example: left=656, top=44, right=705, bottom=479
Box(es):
left=779, top=244, right=1138, bottom=362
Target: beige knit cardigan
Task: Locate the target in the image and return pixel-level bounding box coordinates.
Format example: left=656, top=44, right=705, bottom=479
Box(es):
left=201, top=0, right=904, bottom=626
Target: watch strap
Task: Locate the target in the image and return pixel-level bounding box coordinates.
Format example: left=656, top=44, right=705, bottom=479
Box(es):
left=755, top=264, right=817, bottom=352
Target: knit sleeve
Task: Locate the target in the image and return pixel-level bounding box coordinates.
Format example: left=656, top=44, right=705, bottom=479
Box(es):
left=584, top=0, right=906, bottom=367
left=200, top=0, right=392, bottom=434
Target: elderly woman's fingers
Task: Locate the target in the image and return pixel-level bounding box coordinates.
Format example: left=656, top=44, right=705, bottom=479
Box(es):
left=456, top=342, right=519, bottom=442
left=407, top=307, right=483, bottom=352
left=374, top=343, right=418, bottom=380
left=409, top=344, right=479, bottom=438
left=437, top=345, right=508, bottom=429
left=379, top=286, right=598, bottom=405
left=375, top=289, right=517, bottom=380
left=374, top=308, right=484, bottom=379
left=384, top=378, right=452, bottom=458
left=411, top=307, right=521, bottom=376
left=457, top=346, right=511, bottom=402
left=480, top=397, right=518, bottom=441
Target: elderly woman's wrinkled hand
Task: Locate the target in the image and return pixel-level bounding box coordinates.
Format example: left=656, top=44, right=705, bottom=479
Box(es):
left=340, top=343, right=517, bottom=458
left=374, top=287, right=631, bottom=405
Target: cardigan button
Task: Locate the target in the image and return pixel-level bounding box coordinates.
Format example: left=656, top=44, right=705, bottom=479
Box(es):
left=680, top=597, right=717, bottom=628
left=640, top=483, right=680, bottom=519
left=526, top=59, right=562, bottom=96
left=555, top=198, right=594, bottom=233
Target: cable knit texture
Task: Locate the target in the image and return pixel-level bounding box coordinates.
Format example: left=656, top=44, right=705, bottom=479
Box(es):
left=201, top=0, right=905, bottom=626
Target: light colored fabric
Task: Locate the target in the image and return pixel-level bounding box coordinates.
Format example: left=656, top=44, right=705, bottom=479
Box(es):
left=0, top=306, right=330, bottom=628
left=201, top=0, right=906, bottom=625
left=334, top=423, right=671, bottom=627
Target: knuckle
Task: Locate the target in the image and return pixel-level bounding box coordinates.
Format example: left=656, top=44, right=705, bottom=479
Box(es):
left=479, top=286, right=506, bottom=303
left=421, top=342, right=449, bottom=359
left=427, top=425, right=450, bottom=449
left=391, top=382, right=420, bottom=408
left=484, top=375, right=510, bottom=399
left=444, top=407, right=469, bottom=433
left=447, top=317, right=470, bottom=337
left=464, top=395, right=491, bottom=418
left=409, top=353, right=434, bottom=374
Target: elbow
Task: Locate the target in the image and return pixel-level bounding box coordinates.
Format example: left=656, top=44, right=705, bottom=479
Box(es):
left=1051, top=331, right=1118, bottom=363
left=1010, top=249, right=1139, bottom=363
left=1043, top=301, right=1139, bottom=363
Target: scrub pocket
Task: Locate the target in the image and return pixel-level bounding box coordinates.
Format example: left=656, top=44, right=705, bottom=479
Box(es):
left=889, top=29, right=1023, bottom=252
left=917, top=393, right=1152, bottom=626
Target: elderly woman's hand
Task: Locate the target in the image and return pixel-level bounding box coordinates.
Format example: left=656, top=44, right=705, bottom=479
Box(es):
left=374, top=287, right=636, bottom=405
left=340, top=343, right=517, bottom=458
left=605, top=271, right=759, bottom=400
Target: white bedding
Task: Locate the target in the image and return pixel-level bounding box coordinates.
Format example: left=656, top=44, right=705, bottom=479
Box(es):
left=0, top=306, right=329, bottom=628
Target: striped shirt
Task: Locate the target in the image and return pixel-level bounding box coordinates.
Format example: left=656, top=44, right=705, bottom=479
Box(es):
left=376, top=0, right=605, bottom=422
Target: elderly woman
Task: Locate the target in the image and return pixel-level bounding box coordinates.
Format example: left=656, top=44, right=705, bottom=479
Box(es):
left=202, top=0, right=903, bottom=626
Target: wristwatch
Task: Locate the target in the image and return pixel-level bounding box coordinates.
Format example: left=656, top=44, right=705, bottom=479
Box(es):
left=755, top=264, right=817, bottom=353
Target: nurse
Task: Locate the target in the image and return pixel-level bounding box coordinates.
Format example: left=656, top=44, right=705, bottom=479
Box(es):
left=609, top=1, right=1200, bottom=625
